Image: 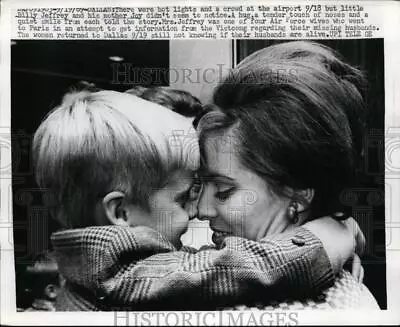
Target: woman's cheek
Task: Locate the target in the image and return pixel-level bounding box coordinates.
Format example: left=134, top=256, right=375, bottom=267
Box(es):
left=221, top=197, right=247, bottom=233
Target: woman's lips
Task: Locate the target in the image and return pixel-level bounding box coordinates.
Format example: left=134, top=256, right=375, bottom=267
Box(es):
left=211, top=230, right=230, bottom=244
left=209, top=225, right=229, bottom=234
left=212, top=230, right=229, bottom=236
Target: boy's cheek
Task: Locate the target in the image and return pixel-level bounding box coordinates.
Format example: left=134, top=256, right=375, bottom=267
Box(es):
left=173, top=213, right=190, bottom=235
left=153, top=209, right=189, bottom=244
left=173, top=212, right=191, bottom=241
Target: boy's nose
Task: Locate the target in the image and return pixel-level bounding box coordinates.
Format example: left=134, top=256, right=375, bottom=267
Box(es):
left=197, top=186, right=217, bottom=221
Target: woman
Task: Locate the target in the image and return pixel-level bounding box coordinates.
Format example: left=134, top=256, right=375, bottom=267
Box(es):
left=195, top=41, right=379, bottom=309
left=121, top=82, right=370, bottom=309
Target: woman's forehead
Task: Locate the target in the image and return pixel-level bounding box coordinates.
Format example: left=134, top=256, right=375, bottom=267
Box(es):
left=179, top=130, right=200, bottom=171
left=202, top=133, right=241, bottom=176
left=205, top=128, right=237, bottom=150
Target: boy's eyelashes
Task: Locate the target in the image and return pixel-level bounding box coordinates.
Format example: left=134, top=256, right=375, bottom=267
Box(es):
left=175, top=180, right=203, bottom=207
left=189, top=179, right=202, bottom=196
left=175, top=190, right=190, bottom=207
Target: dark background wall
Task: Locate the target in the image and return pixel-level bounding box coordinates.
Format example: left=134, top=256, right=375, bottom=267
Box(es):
left=237, top=39, right=386, bottom=308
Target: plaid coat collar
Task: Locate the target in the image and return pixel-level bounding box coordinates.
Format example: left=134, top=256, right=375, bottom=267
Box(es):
left=51, top=225, right=334, bottom=310
left=51, top=225, right=175, bottom=290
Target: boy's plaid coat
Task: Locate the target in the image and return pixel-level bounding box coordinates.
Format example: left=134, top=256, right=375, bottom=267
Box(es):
left=51, top=225, right=334, bottom=310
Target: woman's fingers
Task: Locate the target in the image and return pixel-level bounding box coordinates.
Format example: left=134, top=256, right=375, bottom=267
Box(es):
left=343, top=219, right=365, bottom=283
left=342, top=217, right=366, bottom=256
left=359, top=265, right=364, bottom=283
left=351, top=254, right=364, bottom=283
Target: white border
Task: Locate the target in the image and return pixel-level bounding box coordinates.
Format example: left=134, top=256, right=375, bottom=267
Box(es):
left=1, top=0, right=400, bottom=325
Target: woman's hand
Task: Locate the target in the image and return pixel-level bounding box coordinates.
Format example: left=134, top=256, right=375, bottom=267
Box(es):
left=350, top=254, right=364, bottom=283
left=341, top=218, right=365, bottom=282
left=303, top=217, right=366, bottom=275
left=342, top=217, right=366, bottom=256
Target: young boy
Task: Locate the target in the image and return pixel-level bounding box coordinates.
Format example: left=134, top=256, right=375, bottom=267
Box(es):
left=33, top=90, right=362, bottom=310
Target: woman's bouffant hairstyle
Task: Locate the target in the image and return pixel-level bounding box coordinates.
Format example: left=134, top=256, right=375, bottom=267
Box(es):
left=137, top=87, right=204, bottom=118
left=33, top=90, right=198, bottom=228
left=198, top=41, right=366, bottom=218
left=124, top=85, right=149, bottom=97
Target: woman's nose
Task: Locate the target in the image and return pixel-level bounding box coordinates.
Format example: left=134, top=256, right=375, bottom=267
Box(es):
left=197, top=185, right=217, bottom=221
left=185, top=197, right=199, bottom=220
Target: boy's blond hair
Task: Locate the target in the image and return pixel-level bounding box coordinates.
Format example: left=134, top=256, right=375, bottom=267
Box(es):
left=33, top=90, right=199, bottom=228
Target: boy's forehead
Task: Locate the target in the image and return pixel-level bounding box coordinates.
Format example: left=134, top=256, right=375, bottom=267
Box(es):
left=100, top=90, right=200, bottom=168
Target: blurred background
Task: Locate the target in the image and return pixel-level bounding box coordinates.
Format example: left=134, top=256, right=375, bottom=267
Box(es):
left=11, top=39, right=386, bottom=309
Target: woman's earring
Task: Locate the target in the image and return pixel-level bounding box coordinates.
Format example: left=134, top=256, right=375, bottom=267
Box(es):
left=332, top=211, right=348, bottom=221
left=287, top=201, right=299, bottom=224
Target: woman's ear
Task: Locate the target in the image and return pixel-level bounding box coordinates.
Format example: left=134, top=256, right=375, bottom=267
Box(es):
left=102, top=191, right=129, bottom=226
left=295, top=188, right=315, bottom=212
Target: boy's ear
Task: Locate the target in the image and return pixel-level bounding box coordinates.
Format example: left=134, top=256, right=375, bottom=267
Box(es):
left=102, top=191, right=129, bottom=226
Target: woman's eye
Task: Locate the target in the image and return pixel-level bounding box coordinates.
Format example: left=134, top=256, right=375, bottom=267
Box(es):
left=215, top=188, right=234, bottom=202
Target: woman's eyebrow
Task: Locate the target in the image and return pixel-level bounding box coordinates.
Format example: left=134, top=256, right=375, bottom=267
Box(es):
left=200, top=170, right=236, bottom=184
